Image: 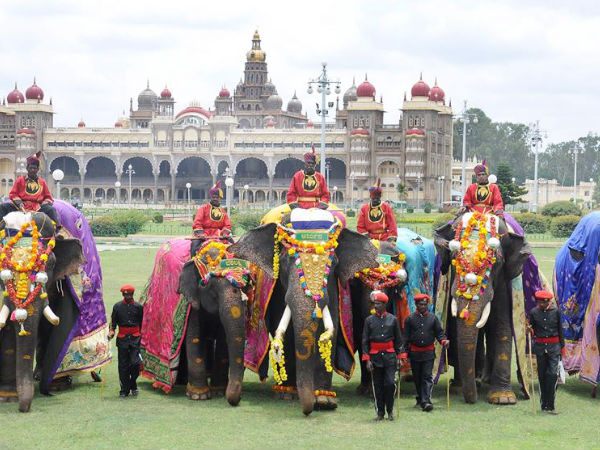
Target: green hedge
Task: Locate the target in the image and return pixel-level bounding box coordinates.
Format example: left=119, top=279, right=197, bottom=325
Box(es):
left=89, top=216, right=124, bottom=237
left=345, top=209, right=356, bottom=217
left=511, top=213, right=547, bottom=234
left=230, top=210, right=268, bottom=233
left=550, top=215, right=580, bottom=238
left=423, top=202, right=433, bottom=214
left=152, top=213, right=164, bottom=223
left=89, top=210, right=149, bottom=236
left=541, top=201, right=581, bottom=217
left=431, top=213, right=455, bottom=231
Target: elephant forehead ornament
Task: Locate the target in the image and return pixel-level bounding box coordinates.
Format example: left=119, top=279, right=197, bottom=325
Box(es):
left=0, top=220, right=57, bottom=336
left=448, top=212, right=499, bottom=321
left=355, top=245, right=407, bottom=290
left=192, top=240, right=253, bottom=291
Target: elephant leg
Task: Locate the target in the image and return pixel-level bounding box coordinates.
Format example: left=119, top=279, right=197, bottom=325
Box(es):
left=210, top=323, right=229, bottom=395
left=272, top=324, right=299, bottom=401
left=185, top=307, right=211, bottom=400
left=313, top=311, right=338, bottom=410
left=0, top=324, right=18, bottom=402
left=476, top=328, right=487, bottom=385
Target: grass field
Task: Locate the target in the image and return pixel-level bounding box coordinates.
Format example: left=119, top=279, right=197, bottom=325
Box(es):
left=1, top=246, right=599, bottom=450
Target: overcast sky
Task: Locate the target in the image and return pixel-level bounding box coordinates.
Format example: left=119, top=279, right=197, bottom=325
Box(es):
left=1, top=0, right=599, bottom=146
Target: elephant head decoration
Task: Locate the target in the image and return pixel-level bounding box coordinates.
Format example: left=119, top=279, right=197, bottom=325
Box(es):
left=435, top=212, right=530, bottom=404
left=230, top=209, right=378, bottom=415
left=0, top=211, right=84, bottom=412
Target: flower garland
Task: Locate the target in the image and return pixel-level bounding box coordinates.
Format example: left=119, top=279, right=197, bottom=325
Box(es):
left=314, top=389, right=337, bottom=398
left=193, top=241, right=253, bottom=290
left=0, top=222, right=55, bottom=336
left=318, top=331, right=333, bottom=373
left=194, top=241, right=229, bottom=268
left=355, top=257, right=407, bottom=290
left=449, top=212, right=498, bottom=320
left=270, top=337, right=287, bottom=385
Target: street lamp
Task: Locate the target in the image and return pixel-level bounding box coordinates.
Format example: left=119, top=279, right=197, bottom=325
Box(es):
left=52, top=169, right=64, bottom=200
left=325, top=162, right=331, bottom=191
left=243, top=184, right=249, bottom=208
left=416, top=175, right=422, bottom=210
left=438, top=175, right=446, bottom=208
left=528, top=120, right=547, bottom=213
left=307, top=62, right=341, bottom=182
left=186, top=182, right=192, bottom=220
left=458, top=100, right=478, bottom=199
left=115, top=181, right=121, bottom=206
left=333, top=185, right=338, bottom=204
left=569, top=145, right=581, bottom=205
left=126, top=163, right=135, bottom=206
left=225, top=176, right=234, bottom=216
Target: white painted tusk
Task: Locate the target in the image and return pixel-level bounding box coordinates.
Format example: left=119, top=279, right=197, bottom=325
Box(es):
left=476, top=302, right=492, bottom=329
left=43, top=305, right=60, bottom=326
left=0, top=304, right=9, bottom=328
left=451, top=298, right=458, bottom=317
left=322, top=305, right=334, bottom=336
left=274, top=305, right=292, bottom=340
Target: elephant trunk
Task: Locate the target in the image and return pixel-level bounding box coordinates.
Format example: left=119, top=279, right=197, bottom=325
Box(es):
left=15, top=325, right=38, bottom=413
left=219, top=287, right=246, bottom=407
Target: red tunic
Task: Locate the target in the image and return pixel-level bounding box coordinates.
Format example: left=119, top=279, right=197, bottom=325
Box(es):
left=357, top=202, right=398, bottom=241
left=462, top=182, right=504, bottom=214
left=9, top=176, right=53, bottom=211
left=286, top=170, right=330, bottom=209
left=192, top=203, right=232, bottom=237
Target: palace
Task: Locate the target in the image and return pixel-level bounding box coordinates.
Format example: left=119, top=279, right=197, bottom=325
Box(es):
left=0, top=31, right=453, bottom=207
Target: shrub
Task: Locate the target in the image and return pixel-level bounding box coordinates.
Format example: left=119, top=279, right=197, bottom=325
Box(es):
left=110, top=210, right=149, bottom=235
left=231, top=210, right=267, bottom=232
left=550, top=215, right=580, bottom=238
left=423, top=202, right=433, bottom=214
left=406, top=207, right=414, bottom=213
left=541, top=201, right=581, bottom=217
left=345, top=209, right=356, bottom=217
left=512, top=213, right=547, bottom=234
left=431, top=213, right=455, bottom=231
left=520, top=208, right=529, bottom=214
left=152, top=213, right=164, bottom=224
left=89, top=216, right=123, bottom=237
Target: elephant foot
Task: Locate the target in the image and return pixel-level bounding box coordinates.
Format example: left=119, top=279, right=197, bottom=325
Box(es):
left=0, top=393, right=18, bottom=403
left=186, top=384, right=211, bottom=401
left=314, top=391, right=338, bottom=410
left=272, top=385, right=298, bottom=400
left=49, top=376, right=72, bottom=392
left=356, top=383, right=373, bottom=397
left=487, top=390, right=517, bottom=405
left=209, top=385, right=226, bottom=397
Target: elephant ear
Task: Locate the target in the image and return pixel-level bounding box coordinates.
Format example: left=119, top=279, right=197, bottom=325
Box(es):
left=335, top=229, right=378, bottom=282
left=434, top=223, right=454, bottom=275
left=228, top=223, right=276, bottom=277
left=502, top=232, right=532, bottom=280
left=379, top=241, right=401, bottom=260
left=51, top=238, right=85, bottom=281
left=178, top=260, right=201, bottom=309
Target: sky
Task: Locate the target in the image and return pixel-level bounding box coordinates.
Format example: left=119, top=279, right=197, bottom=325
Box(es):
left=1, top=0, right=599, bottom=146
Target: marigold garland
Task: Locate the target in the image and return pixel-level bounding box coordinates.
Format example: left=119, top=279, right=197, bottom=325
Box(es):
left=314, top=389, right=337, bottom=397
left=318, top=332, right=333, bottom=373
left=355, top=257, right=406, bottom=290
left=270, top=337, right=287, bottom=385
left=193, top=240, right=253, bottom=290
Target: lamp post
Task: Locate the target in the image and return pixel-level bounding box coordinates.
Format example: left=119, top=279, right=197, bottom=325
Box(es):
left=115, top=181, right=121, bottom=206
left=458, top=100, right=478, bottom=199
left=225, top=176, right=234, bottom=216
left=244, top=184, right=249, bottom=208
left=52, top=169, right=64, bottom=200
left=126, top=163, right=135, bottom=206
left=528, top=120, right=546, bottom=213
left=307, top=62, right=341, bottom=183
left=185, top=182, right=192, bottom=220
left=569, top=145, right=581, bottom=204
left=333, top=185, right=338, bottom=204
left=416, top=175, right=422, bottom=210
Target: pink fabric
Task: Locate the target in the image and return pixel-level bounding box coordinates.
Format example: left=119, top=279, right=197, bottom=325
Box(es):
left=244, top=267, right=275, bottom=373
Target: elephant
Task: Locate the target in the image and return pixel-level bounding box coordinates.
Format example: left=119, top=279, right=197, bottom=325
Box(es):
left=349, top=240, right=408, bottom=393
left=140, top=238, right=248, bottom=406
left=0, top=210, right=85, bottom=412
left=434, top=212, right=531, bottom=404
left=230, top=210, right=378, bottom=415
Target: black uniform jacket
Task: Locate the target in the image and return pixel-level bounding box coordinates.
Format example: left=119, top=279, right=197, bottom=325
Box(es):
left=361, top=312, right=402, bottom=367
left=527, top=305, right=564, bottom=355
left=402, top=311, right=446, bottom=362
left=110, top=300, right=144, bottom=344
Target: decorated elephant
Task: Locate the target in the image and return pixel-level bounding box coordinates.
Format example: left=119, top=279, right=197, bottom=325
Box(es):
left=554, top=211, right=600, bottom=389
left=0, top=207, right=86, bottom=412
left=230, top=208, right=378, bottom=415
left=140, top=238, right=250, bottom=406
left=350, top=239, right=408, bottom=393
left=434, top=211, right=532, bottom=404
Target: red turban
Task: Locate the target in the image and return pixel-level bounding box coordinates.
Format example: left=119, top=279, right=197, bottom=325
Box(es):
left=26, top=151, right=42, bottom=167
left=370, top=290, right=389, bottom=303
left=474, top=159, right=489, bottom=175
left=304, top=144, right=317, bottom=164
left=414, top=293, right=430, bottom=303
left=120, top=284, right=135, bottom=294
left=209, top=180, right=224, bottom=199
left=369, top=178, right=382, bottom=197
left=534, top=290, right=553, bottom=300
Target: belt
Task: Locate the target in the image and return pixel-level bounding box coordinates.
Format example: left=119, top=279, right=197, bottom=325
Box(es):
left=297, top=196, right=319, bottom=202
left=369, top=341, right=395, bottom=353
left=409, top=343, right=435, bottom=352
left=535, top=336, right=559, bottom=344
left=370, top=229, right=386, bottom=234
left=118, top=326, right=140, bottom=338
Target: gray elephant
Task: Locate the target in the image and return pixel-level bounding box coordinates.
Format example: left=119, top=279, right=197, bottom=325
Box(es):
left=230, top=216, right=378, bottom=416
left=0, top=211, right=84, bottom=412
left=434, top=213, right=531, bottom=404
left=140, top=238, right=248, bottom=406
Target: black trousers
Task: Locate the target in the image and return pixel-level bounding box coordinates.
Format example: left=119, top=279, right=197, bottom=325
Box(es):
left=117, top=338, right=141, bottom=395
left=410, top=358, right=435, bottom=405
left=0, top=202, right=61, bottom=227
left=536, top=351, right=559, bottom=410
left=372, top=364, right=397, bottom=416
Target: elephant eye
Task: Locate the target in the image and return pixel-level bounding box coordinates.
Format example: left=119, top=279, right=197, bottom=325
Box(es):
left=75, top=218, right=83, bottom=230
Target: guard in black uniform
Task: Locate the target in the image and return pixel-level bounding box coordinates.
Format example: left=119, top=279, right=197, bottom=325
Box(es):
left=402, top=293, right=448, bottom=412
left=527, top=289, right=564, bottom=414
left=361, top=290, right=403, bottom=421
left=109, top=284, right=144, bottom=397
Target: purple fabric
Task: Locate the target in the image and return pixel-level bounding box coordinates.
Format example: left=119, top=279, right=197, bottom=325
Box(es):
left=48, top=201, right=108, bottom=381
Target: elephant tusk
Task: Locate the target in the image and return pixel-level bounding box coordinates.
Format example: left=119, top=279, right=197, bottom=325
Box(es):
left=43, top=305, right=60, bottom=326
left=476, top=302, right=491, bottom=329
left=451, top=298, right=458, bottom=317
left=321, top=305, right=334, bottom=339
left=274, top=305, right=292, bottom=340
left=0, top=304, right=9, bottom=329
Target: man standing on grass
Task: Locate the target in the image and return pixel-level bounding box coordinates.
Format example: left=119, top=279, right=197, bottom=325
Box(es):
left=109, top=285, right=144, bottom=398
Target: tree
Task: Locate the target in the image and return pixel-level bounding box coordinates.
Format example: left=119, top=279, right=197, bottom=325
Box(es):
left=496, top=162, right=527, bottom=206
left=592, top=181, right=600, bottom=207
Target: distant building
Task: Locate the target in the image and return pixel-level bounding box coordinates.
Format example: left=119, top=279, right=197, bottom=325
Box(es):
left=523, top=178, right=595, bottom=210
left=1, top=31, right=453, bottom=206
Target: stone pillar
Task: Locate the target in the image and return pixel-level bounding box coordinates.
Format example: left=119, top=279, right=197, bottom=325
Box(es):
left=170, top=171, right=176, bottom=202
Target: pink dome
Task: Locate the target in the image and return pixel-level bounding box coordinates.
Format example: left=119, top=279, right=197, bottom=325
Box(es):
left=219, top=87, right=230, bottom=98
left=406, top=128, right=425, bottom=136
left=25, top=78, right=44, bottom=101
left=115, top=121, right=123, bottom=128
left=266, top=119, right=275, bottom=127
left=17, top=128, right=35, bottom=135
left=356, top=77, right=376, bottom=98
left=306, top=120, right=314, bottom=128
left=160, top=87, right=172, bottom=99
left=428, top=80, right=445, bottom=102
left=77, top=120, right=86, bottom=127
left=7, top=84, right=24, bottom=104
left=411, top=74, right=430, bottom=98
left=175, top=106, right=212, bottom=120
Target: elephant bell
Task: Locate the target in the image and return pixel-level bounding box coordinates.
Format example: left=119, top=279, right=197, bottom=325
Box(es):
left=465, top=272, right=478, bottom=285
left=487, top=237, right=500, bottom=250
left=395, top=268, right=408, bottom=282
left=0, top=269, right=13, bottom=281
left=14, top=308, right=28, bottom=322
left=35, top=271, right=48, bottom=284
left=449, top=240, right=461, bottom=253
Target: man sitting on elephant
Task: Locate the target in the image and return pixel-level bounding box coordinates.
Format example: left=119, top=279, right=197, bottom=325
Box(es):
left=357, top=179, right=397, bottom=242
left=458, top=160, right=504, bottom=217
left=287, top=145, right=330, bottom=210
left=0, top=152, right=62, bottom=230
left=191, top=181, right=232, bottom=256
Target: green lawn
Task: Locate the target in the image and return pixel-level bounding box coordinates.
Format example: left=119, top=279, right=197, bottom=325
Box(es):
left=3, top=246, right=598, bottom=450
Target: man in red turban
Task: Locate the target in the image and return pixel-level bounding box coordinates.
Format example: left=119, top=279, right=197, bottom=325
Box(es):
left=190, top=181, right=232, bottom=256
left=460, top=160, right=504, bottom=216
left=0, top=152, right=61, bottom=228
left=357, top=179, right=397, bottom=242
left=287, top=145, right=330, bottom=209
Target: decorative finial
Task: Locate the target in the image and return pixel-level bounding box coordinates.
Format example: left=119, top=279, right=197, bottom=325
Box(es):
left=434, top=77, right=438, bottom=86
left=365, top=73, right=368, bottom=81
left=404, top=91, right=407, bottom=101
left=147, top=79, right=150, bottom=89
left=420, top=72, right=423, bottom=80
left=352, top=76, right=356, bottom=86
